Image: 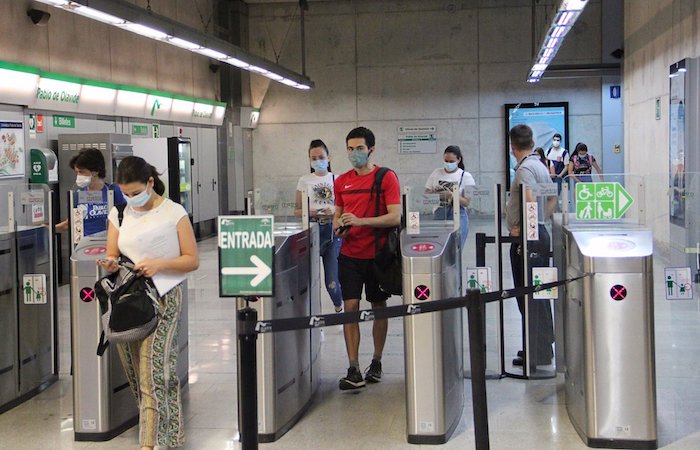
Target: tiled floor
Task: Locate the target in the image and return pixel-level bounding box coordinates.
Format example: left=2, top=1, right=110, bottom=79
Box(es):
left=1, top=220, right=700, bottom=449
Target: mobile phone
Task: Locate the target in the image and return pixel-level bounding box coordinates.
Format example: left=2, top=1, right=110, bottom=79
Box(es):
left=337, top=225, right=352, bottom=234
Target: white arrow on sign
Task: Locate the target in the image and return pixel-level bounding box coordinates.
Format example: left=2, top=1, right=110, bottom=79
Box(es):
left=221, top=255, right=272, bottom=287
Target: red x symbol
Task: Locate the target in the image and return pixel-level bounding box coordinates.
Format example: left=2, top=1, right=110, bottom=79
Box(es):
left=414, top=285, right=430, bottom=301
left=80, top=287, right=95, bottom=303
left=610, top=284, right=627, bottom=301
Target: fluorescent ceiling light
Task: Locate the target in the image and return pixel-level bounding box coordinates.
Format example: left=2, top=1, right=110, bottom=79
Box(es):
left=561, top=0, right=588, bottom=11
left=169, top=37, right=201, bottom=50
left=195, top=48, right=228, bottom=60
left=532, top=64, right=548, bottom=71
left=249, top=65, right=270, bottom=75
left=265, top=72, right=284, bottom=81
left=123, top=23, right=169, bottom=40
left=35, top=0, right=314, bottom=90
left=545, top=37, right=560, bottom=48
left=556, top=11, right=575, bottom=26
left=551, top=26, right=567, bottom=38
left=224, top=57, right=250, bottom=69
left=73, top=5, right=124, bottom=24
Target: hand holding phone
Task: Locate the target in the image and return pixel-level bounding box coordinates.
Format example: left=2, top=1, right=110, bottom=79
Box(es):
left=336, top=224, right=351, bottom=236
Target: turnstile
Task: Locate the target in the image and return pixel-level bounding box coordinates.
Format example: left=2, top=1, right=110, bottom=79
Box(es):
left=564, top=226, right=657, bottom=449
left=70, top=235, right=190, bottom=441
left=0, top=230, right=18, bottom=410
left=403, top=227, right=463, bottom=444
left=238, top=223, right=321, bottom=442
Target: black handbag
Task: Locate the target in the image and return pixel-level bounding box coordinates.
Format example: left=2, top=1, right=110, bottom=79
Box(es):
left=371, top=167, right=403, bottom=296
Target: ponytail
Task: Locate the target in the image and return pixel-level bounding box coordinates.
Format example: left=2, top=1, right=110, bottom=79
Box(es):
left=117, top=156, right=166, bottom=195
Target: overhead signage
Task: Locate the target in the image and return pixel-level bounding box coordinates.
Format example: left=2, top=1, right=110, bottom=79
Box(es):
left=575, top=182, right=633, bottom=220
left=218, top=216, right=274, bottom=297
left=53, top=115, right=75, bottom=128
left=398, top=125, right=437, bottom=154
left=0, top=59, right=225, bottom=126
left=132, top=124, right=149, bottom=136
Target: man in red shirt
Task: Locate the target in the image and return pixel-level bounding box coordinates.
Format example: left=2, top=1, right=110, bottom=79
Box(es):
left=333, top=127, right=402, bottom=390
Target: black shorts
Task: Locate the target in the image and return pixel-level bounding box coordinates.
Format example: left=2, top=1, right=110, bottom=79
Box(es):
left=338, top=254, right=391, bottom=303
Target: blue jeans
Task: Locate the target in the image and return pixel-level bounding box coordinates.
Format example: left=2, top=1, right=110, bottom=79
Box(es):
left=318, top=223, right=343, bottom=307
left=433, top=206, right=469, bottom=248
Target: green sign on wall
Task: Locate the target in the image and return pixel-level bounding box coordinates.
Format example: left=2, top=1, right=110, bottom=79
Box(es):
left=132, top=124, right=149, bottom=136
left=218, top=216, right=274, bottom=297
left=575, top=182, right=633, bottom=220
left=53, top=115, right=75, bottom=128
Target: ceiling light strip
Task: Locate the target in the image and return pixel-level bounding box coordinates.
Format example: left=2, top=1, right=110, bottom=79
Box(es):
left=527, top=0, right=589, bottom=83
left=32, top=0, right=314, bottom=90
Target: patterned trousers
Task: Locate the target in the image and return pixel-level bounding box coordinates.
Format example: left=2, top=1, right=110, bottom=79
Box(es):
left=116, top=285, right=184, bottom=447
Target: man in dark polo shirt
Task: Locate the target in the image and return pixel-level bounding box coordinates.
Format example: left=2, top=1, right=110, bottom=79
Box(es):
left=333, top=127, right=401, bottom=390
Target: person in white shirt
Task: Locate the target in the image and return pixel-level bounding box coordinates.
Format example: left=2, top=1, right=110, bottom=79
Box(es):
left=424, top=145, right=476, bottom=247
left=97, top=156, right=198, bottom=450
left=295, top=139, right=343, bottom=312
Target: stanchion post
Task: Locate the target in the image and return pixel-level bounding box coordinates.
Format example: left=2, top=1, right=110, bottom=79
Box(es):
left=475, top=232, right=486, bottom=267
left=466, top=288, right=490, bottom=450
left=237, top=307, right=259, bottom=450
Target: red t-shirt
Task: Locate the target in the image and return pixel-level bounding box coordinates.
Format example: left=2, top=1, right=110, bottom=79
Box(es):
left=335, top=165, right=401, bottom=259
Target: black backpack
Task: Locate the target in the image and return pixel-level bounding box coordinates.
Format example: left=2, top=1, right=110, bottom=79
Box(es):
left=95, top=204, right=161, bottom=356
left=371, top=167, right=403, bottom=296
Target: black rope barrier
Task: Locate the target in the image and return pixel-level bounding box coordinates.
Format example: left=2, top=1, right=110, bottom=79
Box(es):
left=237, top=273, right=592, bottom=450
left=247, top=274, right=590, bottom=334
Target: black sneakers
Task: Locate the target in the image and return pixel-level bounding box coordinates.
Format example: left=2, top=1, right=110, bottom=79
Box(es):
left=364, top=360, right=383, bottom=383
left=339, top=366, right=366, bottom=390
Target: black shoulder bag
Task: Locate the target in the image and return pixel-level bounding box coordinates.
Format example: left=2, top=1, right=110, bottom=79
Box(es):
left=372, top=167, right=403, bottom=296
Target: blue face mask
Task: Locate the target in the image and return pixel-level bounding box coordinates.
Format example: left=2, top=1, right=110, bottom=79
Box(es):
left=443, top=161, right=458, bottom=172
left=126, top=189, right=151, bottom=208
left=311, top=159, right=329, bottom=172
left=348, top=149, right=369, bottom=168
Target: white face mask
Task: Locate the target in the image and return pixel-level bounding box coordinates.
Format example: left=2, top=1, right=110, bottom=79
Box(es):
left=76, top=174, right=92, bottom=188
left=552, top=140, right=561, bottom=148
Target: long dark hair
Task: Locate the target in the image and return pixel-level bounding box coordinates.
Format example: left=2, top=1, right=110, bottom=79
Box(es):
left=116, top=156, right=165, bottom=195
left=574, top=142, right=588, bottom=155
left=444, top=145, right=465, bottom=170
left=309, top=139, right=331, bottom=173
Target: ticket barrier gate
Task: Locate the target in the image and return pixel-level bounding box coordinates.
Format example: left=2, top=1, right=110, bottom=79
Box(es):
left=0, top=184, right=57, bottom=413
left=563, top=226, right=657, bottom=448
left=70, top=235, right=189, bottom=440
left=403, top=227, right=463, bottom=444
left=238, top=223, right=321, bottom=442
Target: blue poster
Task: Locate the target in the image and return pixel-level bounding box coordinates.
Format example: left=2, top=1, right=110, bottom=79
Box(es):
left=504, top=103, right=569, bottom=189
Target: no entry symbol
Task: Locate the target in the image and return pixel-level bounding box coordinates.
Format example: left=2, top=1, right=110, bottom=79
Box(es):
left=610, top=284, right=627, bottom=301
left=414, top=284, right=430, bottom=301
left=80, top=287, right=95, bottom=303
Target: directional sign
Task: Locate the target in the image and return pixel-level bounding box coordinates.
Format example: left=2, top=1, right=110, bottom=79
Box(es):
left=575, top=182, right=633, bottom=220
left=218, top=216, right=274, bottom=297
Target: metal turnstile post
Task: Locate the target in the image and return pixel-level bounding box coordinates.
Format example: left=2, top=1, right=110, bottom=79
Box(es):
left=403, top=228, right=463, bottom=444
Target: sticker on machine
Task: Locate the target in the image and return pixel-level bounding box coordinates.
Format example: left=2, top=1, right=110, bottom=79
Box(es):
left=532, top=267, right=558, bottom=299
left=22, top=274, right=47, bottom=304
left=664, top=267, right=693, bottom=300
left=466, top=267, right=491, bottom=293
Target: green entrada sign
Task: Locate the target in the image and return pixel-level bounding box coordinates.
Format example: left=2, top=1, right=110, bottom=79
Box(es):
left=575, top=182, right=633, bottom=220
left=218, top=216, right=274, bottom=297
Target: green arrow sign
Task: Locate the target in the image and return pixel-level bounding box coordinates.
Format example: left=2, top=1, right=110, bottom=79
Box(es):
left=218, top=216, right=274, bottom=296
left=575, top=182, right=634, bottom=220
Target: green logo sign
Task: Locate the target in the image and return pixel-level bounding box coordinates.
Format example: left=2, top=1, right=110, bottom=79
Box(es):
left=575, top=182, right=633, bottom=220
left=150, top=99, right=162, bottom=116
left=218, top=216, right=274, bottom=296
left=52, top=115, right=75, bottom=128
left=131, top=124, right=149, bottom=136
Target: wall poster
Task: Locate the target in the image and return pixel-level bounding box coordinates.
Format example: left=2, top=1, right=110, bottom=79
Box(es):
left=0, top=120, right=24, bottom=178
left=504, top=102, right=569, bottom=190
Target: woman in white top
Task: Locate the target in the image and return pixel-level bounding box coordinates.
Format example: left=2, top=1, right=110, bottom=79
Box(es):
left=97, top=156, right=198, bottom=449
left=295, top=139, right=343, bottom=312
left=425, top=145, right=476, bottom=247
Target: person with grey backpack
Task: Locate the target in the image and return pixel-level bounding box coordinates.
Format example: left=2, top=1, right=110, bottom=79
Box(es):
left=97, top=156, right=199, bottom=450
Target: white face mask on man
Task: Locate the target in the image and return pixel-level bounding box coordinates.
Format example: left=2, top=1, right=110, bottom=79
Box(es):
left=552, top=139, right=561, bottom=148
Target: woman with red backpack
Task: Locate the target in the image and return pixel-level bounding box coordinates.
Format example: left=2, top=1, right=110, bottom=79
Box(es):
left=567, top=142, right=602, bottom=182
